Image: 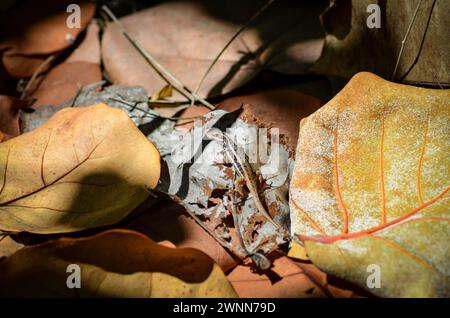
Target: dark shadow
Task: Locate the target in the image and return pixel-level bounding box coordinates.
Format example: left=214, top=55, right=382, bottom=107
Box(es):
left=0, top=170, right=224, bottom=297
left=320, top=0, right=351, bottom=39
left=174, top=106, right=243, bottom=199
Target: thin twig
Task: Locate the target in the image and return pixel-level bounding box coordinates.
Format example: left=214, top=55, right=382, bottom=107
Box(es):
left=149, top=99, right=191, bottom=107
left=101, top=5, right=215, bottom=110
left=192, top=0, right=276, bottom=106
left=109, top=97, right=203, bottom=121
left=392, top=0, right=423, bottom=81
left=20, top=55, right=55, bottom=100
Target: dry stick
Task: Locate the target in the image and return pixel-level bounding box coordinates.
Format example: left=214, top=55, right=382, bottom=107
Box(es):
left=109, top=97, right=203, bottom=121
left=20, top=55, right=55, bottom=100
left=392, top=0, right=423, bottom=81
left=101, top=5, right=215, bottom=110
left=192, top=0, right=276, bottom=107
left=149, top=100, right=191, bottom=107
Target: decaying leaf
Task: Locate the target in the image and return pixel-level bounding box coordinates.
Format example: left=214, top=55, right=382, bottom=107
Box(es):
left=0, top=229, right=237, bottom=297
left=151, top=107, right=293, bottom=263
left=20, top=84, right=158, bottom=133
left=102, top=0, right=324, bottom=98
left=313, top=0, right=450, bottom=85
left=0, top=104, right=160, bottom=233
left=290, top=72, right=449, bottom=297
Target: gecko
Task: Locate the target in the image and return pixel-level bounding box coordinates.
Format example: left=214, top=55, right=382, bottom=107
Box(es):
left=205, top=128, right=281, bottom=229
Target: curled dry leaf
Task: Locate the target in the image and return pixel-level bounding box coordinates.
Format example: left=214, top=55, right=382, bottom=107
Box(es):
left=0, top=229, right=237, bottom=297
left=0, top=104, right=160, bottom=234
left=290, top=72, right=450, bottom=297
left=0, top=0, right=95, bottom=78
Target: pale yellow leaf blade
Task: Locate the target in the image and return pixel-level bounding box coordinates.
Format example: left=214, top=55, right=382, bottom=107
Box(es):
left=0, top=103, right=160, bottom=233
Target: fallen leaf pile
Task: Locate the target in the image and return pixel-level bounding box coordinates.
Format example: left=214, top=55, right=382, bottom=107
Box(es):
left=0, top=0, right=448, bottom=299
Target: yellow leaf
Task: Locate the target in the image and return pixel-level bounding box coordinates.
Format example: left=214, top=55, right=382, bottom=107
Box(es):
left=0, top=104, right=160, bottom=233
left=287, top=241, right=309, bottom=261
left=290, top=72, right=450, bottom=297
left=150, top=84, right=173, bottom=101
left=0, top=229, right=237, bottom=298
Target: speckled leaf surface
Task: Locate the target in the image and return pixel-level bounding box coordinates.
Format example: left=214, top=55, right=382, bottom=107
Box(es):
left=290, top=72, right=449, bottom=297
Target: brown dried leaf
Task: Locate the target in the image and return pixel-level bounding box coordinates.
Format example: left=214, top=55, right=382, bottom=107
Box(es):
left=218, top=89, right=323, bottom=151
left=102, top=0, right=324, bottom=98
left=29, top=62, right=102, bottom=108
